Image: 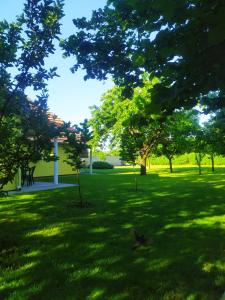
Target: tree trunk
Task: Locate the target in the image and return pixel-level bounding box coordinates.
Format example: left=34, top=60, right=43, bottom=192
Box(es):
left=140, top=156, right=147, bottom=176
left=133, top=164, right=138, bottom=191
left=211, top=153, right=215, bottom=172
left=147, top=157, right=151, bottom=171
left=169, top=157, right=173, bottom=173
left=195, top=153, right=202, bottom=175
left=198, top=161, right=202, bottom=175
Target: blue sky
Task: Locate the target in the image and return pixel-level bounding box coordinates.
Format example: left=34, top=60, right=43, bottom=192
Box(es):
left=1, top=0, right=113, bottom=124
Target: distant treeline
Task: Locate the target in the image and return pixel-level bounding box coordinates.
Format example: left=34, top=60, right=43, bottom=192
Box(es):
left=147, top=153, right=225, bottom=166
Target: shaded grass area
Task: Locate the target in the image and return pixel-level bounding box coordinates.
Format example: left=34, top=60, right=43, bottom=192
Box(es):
left=1, top=167, right=225, bottom=299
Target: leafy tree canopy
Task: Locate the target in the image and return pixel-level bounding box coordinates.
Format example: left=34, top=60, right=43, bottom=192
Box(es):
left=62, top=0, right=225, bottom=112
left=0, top=0, right=64, bottom=189
left=156, top=109, right=200, bottom=172
left=90, top=79, right=165, bottom=175
left=206, top=109, right=225, bottom=155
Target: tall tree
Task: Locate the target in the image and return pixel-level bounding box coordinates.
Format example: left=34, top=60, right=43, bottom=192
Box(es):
left=62, top=1, right=225, bottom=112
left=90, top=81, right=164, bottom=175
left=192, top=128, right=208, bottom=175
left=0, top=0, right=64, bottom=189
left=203, top=122, right=218, bottom=172
left=156, top=110, right=199, bottom=173
left=203, top=109, right=225, bottom=172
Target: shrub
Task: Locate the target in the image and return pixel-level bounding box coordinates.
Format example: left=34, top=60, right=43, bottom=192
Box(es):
left=92, top=161, right=114, bottom=169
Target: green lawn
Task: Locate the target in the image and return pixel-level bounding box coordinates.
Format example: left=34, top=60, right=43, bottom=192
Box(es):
left=1, top=166, right=225, bottom=299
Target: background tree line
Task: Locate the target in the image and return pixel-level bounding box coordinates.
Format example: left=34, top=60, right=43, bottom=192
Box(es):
left=89, top=81, right=225, bottom=175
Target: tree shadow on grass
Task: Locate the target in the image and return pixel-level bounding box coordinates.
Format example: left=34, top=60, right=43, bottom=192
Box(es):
left=1, top=171, right=225, bottom=299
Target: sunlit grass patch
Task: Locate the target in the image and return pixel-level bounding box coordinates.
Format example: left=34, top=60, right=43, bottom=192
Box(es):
left=90, top=227, right=109, bottom=233
left=88, top=243, right=105, bottom=251
left=1, top=166, right=225, bottom=299
left=26, top=226, right=62, bottom=237
left=87, top=288, right=106, bottom=299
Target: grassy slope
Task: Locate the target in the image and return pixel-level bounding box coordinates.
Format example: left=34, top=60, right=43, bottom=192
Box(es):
left=1, top=166, right=225, bottom=300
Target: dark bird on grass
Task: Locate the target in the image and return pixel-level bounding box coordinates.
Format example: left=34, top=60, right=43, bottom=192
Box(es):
left=131, top=229, right=152, bottom=249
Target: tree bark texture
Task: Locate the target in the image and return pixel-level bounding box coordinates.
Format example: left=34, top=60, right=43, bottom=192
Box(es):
left=198, top=163, right=202, bottom=175
left=140, top=156, right=147, bottom=176
left=195, top=153, right=202, bottom=175
left=169, top=157, right=173, bottom=173
left=211, top=153, right=215, bottom=172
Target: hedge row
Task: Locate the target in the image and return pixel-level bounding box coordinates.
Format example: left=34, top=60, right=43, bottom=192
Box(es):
left=92, top=161, right=114, bottom=169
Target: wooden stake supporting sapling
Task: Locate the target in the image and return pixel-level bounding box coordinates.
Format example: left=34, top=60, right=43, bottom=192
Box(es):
left=133, top=163, right=138, bottom=192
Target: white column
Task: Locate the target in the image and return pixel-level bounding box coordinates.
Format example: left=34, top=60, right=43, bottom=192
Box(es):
left=16, top=168, right=22, bottom=190
left=54, top=138, right=59, bottom=185
left=89, top=148, right=93, bottom=175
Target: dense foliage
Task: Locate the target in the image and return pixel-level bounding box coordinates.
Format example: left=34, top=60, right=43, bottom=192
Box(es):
left=62, top=0, right=225, bottom=112
left=90, top=79, right=165, bottom=175
left=155, top=109, right=200, bottom=172
left=90, top=78, right=204, bottom=175
left=61, top=0, right=225, bottom=175
left=0, top=0, right=64, bottom=189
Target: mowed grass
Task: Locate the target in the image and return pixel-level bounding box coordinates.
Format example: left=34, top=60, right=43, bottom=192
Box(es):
left=1, top=166, right=225, bottom=299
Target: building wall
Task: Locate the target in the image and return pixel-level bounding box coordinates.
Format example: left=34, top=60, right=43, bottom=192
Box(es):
left=4, top=179, right=17, bottom=191
left=3, top=143, right=87, bottom=189
left=105, top=156, right=124, bottom=166
left=83, top=155, right=123, bottom=166
left=34, top=144, right=74, bottom=177
left=4, top=170, right=21, bottom=191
